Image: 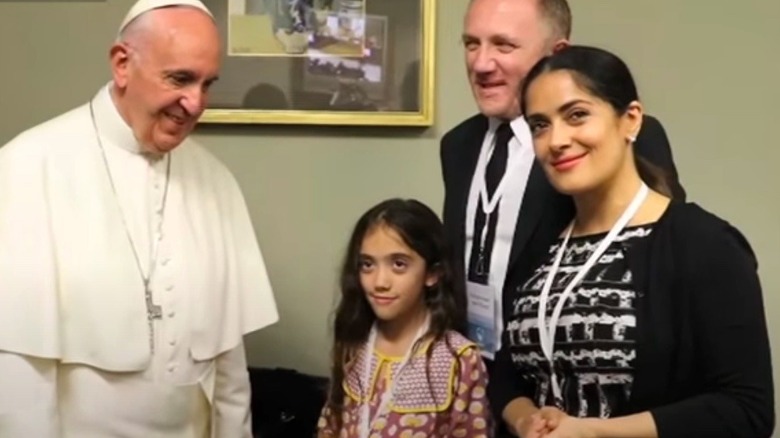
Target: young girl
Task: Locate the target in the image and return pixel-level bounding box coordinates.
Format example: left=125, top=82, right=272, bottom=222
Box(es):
left=490, top=45, right=773, bottom=438
left=318, top=198, right=493, bottom=438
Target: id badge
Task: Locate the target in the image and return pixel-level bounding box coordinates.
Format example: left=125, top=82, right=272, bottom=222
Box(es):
left=466, top=281, right=497, bottom=359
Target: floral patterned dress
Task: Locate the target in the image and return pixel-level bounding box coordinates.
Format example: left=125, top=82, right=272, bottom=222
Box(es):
left=318, top=331, right=492, bottom=438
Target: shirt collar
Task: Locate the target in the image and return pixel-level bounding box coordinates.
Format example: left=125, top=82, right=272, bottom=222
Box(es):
left=488, top=115, right=529, bottom=138
left=90, top=82, right=148, bottom=156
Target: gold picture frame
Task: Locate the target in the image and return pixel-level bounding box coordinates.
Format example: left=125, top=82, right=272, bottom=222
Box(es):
left=199, top=0, right=436, bottom=126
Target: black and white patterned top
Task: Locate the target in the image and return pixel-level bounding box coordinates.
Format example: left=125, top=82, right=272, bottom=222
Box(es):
left=505, top=225, right=654, bottom=418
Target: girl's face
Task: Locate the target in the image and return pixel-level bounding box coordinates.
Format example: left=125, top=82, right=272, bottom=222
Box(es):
left=358, top=224, right=438, bottom=325
left=524, top=70, right=641, bottom=195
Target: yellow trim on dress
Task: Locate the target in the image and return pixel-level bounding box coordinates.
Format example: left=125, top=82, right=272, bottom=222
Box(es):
left=391, top=343, right=475, bottom=413
left=343, top=338, right=478, bottom=414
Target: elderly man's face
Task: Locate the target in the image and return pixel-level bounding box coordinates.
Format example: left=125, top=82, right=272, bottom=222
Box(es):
left=113, top=7, right=221, bottom=154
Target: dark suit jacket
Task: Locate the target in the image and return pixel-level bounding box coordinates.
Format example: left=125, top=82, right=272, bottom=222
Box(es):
left=440, top=113, right=685, bottom=326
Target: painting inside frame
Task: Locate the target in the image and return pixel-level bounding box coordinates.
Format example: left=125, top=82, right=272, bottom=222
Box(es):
left=199, top=0, right=435, bottom=126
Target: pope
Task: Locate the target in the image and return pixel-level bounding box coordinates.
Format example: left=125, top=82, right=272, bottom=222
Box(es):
left=0, top=1, right=279, bottom=437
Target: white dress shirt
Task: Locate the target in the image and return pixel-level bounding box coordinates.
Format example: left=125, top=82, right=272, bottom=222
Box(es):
left=464, top=116, right=536, bottom=351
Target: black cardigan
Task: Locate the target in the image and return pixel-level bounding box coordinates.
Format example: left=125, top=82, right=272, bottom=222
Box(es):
left=488, top=201, right=775, bottom=438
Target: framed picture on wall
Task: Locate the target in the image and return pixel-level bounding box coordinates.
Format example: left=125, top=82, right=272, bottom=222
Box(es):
left=199, top=0, right=436, bottom=126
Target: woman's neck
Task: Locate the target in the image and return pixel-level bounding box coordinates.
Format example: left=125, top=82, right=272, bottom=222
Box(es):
left=375, top=304, right=429, bottom=357
left=571, top=168, right=645, bottom=237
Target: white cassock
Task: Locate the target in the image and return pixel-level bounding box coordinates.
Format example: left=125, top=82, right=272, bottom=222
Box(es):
left=0, top=83, right=279, bottom=437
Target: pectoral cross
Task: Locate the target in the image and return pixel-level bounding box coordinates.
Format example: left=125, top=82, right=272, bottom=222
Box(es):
left=91, top=107, right=172, bottom=356
left=144, top=279, right=163, bottom=352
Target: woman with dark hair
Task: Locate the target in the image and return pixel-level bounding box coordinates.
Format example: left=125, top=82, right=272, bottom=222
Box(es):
left=318, top=198, right=493, bottom=437
left=489, top=45, right=774, bottom=438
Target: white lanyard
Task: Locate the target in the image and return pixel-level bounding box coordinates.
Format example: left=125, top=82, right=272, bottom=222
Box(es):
left=358, top=314, right=430, bottom=438
left=474, top=127, right=520, bottom=275
left=537, top=183, right=649, bottom=402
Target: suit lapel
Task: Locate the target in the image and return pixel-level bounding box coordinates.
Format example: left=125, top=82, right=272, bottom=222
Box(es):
left=451, top=117, right=488, bottom=256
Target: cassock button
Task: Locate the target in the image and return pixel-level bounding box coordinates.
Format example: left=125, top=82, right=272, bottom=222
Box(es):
left=166, top=285, right=174, bottom=291
left=167, top=363, right=176, bottom=373
left=169, top=339, right=176, bottom=346
left=168, top=310, right=176, bottom=318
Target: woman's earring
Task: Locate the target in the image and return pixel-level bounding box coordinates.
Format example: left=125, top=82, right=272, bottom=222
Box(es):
left=627, top=135, right=637, bottom=144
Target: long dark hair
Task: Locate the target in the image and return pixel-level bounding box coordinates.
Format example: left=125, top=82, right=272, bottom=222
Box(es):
left=520, top=45, right=673, bottom=197
left=323, top=198, right=467, bottom=433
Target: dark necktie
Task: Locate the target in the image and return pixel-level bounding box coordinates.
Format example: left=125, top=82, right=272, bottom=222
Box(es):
left=468, top=122, right=512, bottom=283
left=485, top=123, right=512, bottom=197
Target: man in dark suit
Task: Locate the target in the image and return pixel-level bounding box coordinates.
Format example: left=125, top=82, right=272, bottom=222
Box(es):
left=440, top=0, right=684, bottom=434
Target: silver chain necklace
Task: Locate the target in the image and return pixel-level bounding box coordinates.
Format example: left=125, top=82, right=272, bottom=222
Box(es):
left=89, top=98, right=171, bottom=354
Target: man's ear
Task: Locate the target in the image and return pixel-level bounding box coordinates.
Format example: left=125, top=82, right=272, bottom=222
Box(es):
left=551, top=38, right=570, bottom=54
left=110, top=42, right=132, bottom=89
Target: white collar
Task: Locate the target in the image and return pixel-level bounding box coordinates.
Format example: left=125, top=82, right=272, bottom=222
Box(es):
left=91, top=82, right=149, bottom=156
left=487, top=115, right=529, bottom=137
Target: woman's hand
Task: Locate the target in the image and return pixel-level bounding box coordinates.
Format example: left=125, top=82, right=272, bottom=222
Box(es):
left=537, top=406, right=567, bottom=429
left=514, top=412, right=550, bottom=438
left=543, top=416, right=598, bottom=438
left=515, top=406, right=567, bottom=437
